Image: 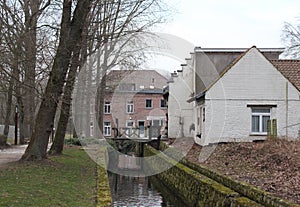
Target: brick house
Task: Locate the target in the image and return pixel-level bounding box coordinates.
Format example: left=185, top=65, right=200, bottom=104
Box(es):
left=103, top=70, right=168, bottom=138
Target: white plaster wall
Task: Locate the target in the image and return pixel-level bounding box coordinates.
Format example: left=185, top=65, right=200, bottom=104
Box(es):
left=196, top=48, right=300, bottom=145
left=168, top=66, right=194, bottom=138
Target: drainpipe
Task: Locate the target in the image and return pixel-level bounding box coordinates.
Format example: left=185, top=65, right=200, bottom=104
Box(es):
left=179, top=116, right=184, bottom=137
left=286, top=81, right=288, bottom=138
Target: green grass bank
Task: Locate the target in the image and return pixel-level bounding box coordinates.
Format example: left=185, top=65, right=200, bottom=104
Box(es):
left=0, top=147, right=111, bottom=207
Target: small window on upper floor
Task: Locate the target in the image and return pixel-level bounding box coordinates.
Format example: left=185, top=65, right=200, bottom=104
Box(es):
left=160, top=99, right=167, bottom=108
left=146, top=99, right=152, bottom=109
left=126, top=100, right=134, bottom=114
left=104, top=101, right=111, bottom=114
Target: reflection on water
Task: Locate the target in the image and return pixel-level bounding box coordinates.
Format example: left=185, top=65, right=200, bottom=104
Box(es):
left=109, top=173, right=187, bottom=207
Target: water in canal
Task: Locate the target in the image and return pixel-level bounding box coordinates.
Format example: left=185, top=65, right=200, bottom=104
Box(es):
left=108, top=173, right=187, bottom=207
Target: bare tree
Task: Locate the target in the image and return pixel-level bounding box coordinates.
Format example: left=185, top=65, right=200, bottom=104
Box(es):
left=282, top=19, right=300, bottom=59
left=21, top=0, right=92, bottom=160
left=0, top=0, right=53, bottom=146
left=49, top=0, right=170, bottom=155
left=90, top=0, right=169, bottom=138
left=22, top=0, right=51, bottom=140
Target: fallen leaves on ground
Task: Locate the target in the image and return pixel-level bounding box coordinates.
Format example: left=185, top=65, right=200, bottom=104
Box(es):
left=185, top=138, right=300, bottom=204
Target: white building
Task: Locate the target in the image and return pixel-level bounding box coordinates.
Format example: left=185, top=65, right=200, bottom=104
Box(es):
left=191, top=47, right=300, bottom=145
left=167, top=46, right=300, bottom=145
left=166, top=61, right=194, bottom=138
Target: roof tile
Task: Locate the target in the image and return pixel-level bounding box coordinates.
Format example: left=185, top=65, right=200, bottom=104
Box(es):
left=271, top=60, right=300, bottom=91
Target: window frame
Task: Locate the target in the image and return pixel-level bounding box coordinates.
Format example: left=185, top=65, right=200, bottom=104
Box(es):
left=103, top=122, right=111, bottom=136
left=126, top=100, right=134, bottom=114
left=104, top=101, right=111, bottom=114
left=160, top=99, right=167, bottom=108
left=126, top=120, right=135, bottom=128
left=251, top=108, right=271, bottom=135
left=145, top=99, right=152, bottom=109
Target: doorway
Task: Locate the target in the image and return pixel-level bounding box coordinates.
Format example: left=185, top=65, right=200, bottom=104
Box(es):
left=138, top=121, right=145, bottom=137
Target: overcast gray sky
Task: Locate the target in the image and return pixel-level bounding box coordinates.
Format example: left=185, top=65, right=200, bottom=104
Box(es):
left=145, top=0, right=300, bottom=73
left=158, top=0, right=300, bottom=48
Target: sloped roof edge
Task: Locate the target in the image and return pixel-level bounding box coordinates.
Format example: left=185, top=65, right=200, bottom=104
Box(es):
left=188, top=47, right=300, bottom=103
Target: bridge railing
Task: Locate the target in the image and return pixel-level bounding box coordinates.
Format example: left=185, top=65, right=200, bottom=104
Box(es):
left=112, top=126, right=161, bottom=140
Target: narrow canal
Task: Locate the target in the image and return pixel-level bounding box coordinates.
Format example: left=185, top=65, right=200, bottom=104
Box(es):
left=108, top=173, right=187, bottom=207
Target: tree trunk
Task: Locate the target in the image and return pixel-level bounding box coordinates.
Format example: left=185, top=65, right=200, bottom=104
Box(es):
left=96, top=40, right=109, bottom=137
left=21, top=0, right=91, bottom=160
left=23, top=12, right=37, bottom=139
left=96, top=73, right=106, bottom=137
left=2, top=77, right=14, bottom=146
left=76, top=65, right=87, bottom=137
left=48, top=43, right=82, bottom=155
left=94, top=49, right=101, bottom=138
left=17, top=97, right=25, bottom=145
left=85, top=57, right=93, bottom=137
left=2, top=53, right=19, bottom=146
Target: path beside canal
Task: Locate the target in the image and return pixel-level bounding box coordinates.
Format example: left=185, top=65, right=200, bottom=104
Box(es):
left=0, top=144, right=27, bottom=167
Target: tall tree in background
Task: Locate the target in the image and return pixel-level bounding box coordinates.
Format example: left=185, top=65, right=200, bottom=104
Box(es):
left=89, top=0, right=169, bottom=139
left=49, top=0, right=170, bottom=155
left=0, top=0, right=53, bottom=146
left=282, top=19, right=300, bottom=59
left=22, top=0, right=51, bottom=140
left=21, top=0, right=92, bottom=160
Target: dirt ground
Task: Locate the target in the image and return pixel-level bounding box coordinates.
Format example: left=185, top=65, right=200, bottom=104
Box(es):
left=185, top=138, right=300, bottom=205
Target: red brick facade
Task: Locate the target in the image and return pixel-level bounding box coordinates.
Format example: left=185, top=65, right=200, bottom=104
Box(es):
left=102, top=70, right=168, bottom=137
left=103, top=92, right=167, bottom=137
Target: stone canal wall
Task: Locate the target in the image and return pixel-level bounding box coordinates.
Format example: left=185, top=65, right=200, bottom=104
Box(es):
left=181, top=160, right=299, bottom=207
left=96, top=147, right=112, bottom=207
left=144, top=145, right=261, bottom=207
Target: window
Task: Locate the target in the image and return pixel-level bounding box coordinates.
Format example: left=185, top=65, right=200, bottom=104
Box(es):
left=150, top=78, right=155, bottom=88
left=149, top=119, right=164, bottom=126
left=104, top=101, right=111, bottom=114
left=251, top=108, right=270, bottom=134
left=160, top=99, right=167, bottom=108
left=146, top=99, right=152, bottom=108
left=104, top=122, right=111, bottom=136
left=126, top=120, right=134, bottom=128
left=126, top=100, right=134, bottom=113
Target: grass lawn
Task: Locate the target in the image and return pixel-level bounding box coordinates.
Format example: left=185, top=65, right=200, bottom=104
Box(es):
left=0, top=147, right=110, bottom=207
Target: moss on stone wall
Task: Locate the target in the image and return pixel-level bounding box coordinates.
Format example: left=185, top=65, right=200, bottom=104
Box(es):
left=181, top=159, right=299, bottom=207
left=96, top=147, right=112, bottom=207
left=144, top=145, right=262, bottom=207
left=97, top=165, right=112, bottom=207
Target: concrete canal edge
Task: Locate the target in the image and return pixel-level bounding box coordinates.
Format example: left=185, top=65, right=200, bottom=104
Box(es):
left=144, top=145, right=300, bottom=207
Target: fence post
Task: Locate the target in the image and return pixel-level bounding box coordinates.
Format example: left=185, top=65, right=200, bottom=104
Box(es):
left=267, top=119, right=272, bottom=138
left=272, top=119, right=277, bottom=139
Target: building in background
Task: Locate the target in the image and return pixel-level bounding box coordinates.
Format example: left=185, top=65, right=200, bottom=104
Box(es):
left=103, top=70, right=168, bottom=138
